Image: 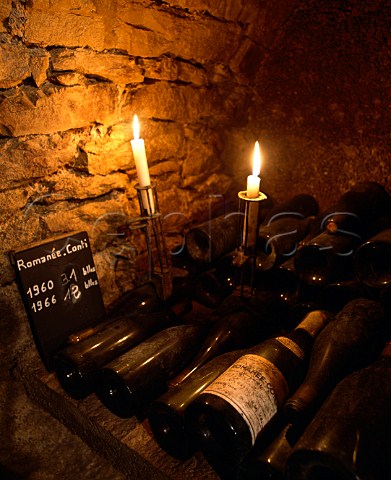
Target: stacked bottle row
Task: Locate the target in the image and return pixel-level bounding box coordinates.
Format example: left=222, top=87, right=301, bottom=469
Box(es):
left=185, top=182, right=391, bottom=311
left=51, top=181, right=391, bottom=480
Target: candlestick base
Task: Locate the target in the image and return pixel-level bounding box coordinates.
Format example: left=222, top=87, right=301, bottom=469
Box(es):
left=235, top=190, right=268, bottom=297
left=134, top=183, right=171, bottom=300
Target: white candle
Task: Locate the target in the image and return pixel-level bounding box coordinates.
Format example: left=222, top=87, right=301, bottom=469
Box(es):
left=130, top=115, right=155, bottom=214
left=246, top=141, right=261, bottom=198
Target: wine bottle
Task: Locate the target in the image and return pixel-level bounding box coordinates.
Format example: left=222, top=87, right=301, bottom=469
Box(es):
left=107, top=281, right=164, bottom=317
left=283, top=298, right=386, bottom=426
left=354, top=226, right=391, bottom=289
left=67, top=281, right=163, bottom=345
left=321, top=181, right=391, bottom=236
left=255, top=194, right=319, bottom=271
left=244, top=421, right=304, bottom=480
left=293, top=229, right=360, bottom=287
left=256, top=216, right=314, bottom=271
left=169, top=291, right=289, bottom=387
left=95, top=324, right=207, bottom=418
left=192, top=254, right=237, bottom=308
left=262, top=194, right=319, bottom=225
left=185, top=310, right=332, bottom=468
left=54, top=309, right=174, bottom=399
left=185, top=213, right=241, bottom=263
left=257, top=257, right=300, bottom=306
left=318, top=279, right=368, bottom=313
left=148, top=349, right=245, bottom=460
left=293, top=183, right=391, bottom=288
left=286, top=341, right=391, bottom=480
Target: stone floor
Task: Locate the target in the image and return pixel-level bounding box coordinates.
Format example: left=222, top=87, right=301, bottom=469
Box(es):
left=0, top=376, right=125, bottom=480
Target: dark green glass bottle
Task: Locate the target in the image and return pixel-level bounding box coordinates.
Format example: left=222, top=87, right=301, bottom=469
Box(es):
left=286, top=341, right=391, bottom=480
left=185, top=310, right=332, bottom=469
left=169, top=291, right=289, bottom=387
left=354, top=227, right=391, bottom=289
left=95, top=324, right=207, bottom=418
left=322, top=181, right=391, bottom=236
left=243, top=421, right=304, bottom=480
left=54, top=309, right=173, bottom=399
left=148, top=349, right=245, bottom=460
left=284, top=298, right=386, bottom=426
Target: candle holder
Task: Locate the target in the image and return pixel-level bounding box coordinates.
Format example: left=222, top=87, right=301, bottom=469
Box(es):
left=234, top=190, right=268, bottom=297
left=134, top=183, right=172, bottom=300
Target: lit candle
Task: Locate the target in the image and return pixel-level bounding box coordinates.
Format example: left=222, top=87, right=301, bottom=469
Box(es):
left=130, top=115, right=155, bottom=214
left=246, top=141, right=261, bottom=198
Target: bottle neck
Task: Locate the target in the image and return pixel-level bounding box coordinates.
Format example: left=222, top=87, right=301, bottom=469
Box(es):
left=293, top=310, right=332, bottom=338
left=280, top=311, right=332, bottom=356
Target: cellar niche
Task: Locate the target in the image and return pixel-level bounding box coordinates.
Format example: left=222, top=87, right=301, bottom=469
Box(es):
left=0, top=1, right=390, bottom=479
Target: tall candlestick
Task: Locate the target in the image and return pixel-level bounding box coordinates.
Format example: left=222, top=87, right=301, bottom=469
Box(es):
left=130, top=115, right=155, bottom=214
left=246, top=141, right=261, bottom=198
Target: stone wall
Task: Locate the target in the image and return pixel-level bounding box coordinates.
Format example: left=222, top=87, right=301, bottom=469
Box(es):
left=0, top=1, right=390, bottom=477
left=0, top=0, right=275, bottom=311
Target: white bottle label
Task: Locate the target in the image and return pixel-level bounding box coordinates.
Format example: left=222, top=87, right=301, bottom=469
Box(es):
left=202, top=354, right=289, bottom=444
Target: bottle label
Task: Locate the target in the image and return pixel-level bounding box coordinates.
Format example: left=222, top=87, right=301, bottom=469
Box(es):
left=202, top=354, right=289, bottom=444
left=298, top=310, right=330, bottom=337
left=275, top=337, right=305, bottom=359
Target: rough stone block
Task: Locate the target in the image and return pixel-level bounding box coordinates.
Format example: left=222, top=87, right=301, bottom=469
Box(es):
left=23, top=1, right=241, bottom=63
left=0, top=83, right=117, bottom=136
left=118, top=6, right=240, bottom=64
left=142, top=57, right=207, bottom=86
left=0, top=134, right=76, bottom=187
left=24, top=8, right=106, bottom=50
left=51, top=48, right=144, bottom=85
left=0, top=1, right=12, bottom=33
left=50, top=171, right=130, bottom=200
left=43, top=194, right=131, bottom=248
left=0, top=44, right=49, bottom=88
left=166, top=0, right=244, bottom=21
left=131, top=82, right=221, bottom=123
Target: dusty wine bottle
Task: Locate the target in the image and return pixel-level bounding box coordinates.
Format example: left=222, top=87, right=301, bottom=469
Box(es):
left=148, top=349, right=245, bottom=460
left=262, top=194, right=319, bottom=225
left=318, top=279, right=368, bottom=313
left=244, top=421, right=304, bottom=480
left=293, top=230, right=359, bottom=287
left=67, top=281, right=163, bottom=344
left=256, top=216, right=314, bottom=271
left=322, top=181, right=391, bottom=235
left=185, top=213, right=241, bottom=263
left=354, top=226, right=391, bottom=289
left=169, top=291, right=289, bottom=387
left=286, top=341, right=391, bottom=480
left=95, top=324, right=207, bottom=418
left=255, top=194, right=319, bottom=272
left=191, top=254, right=237, bottom=307
left=185, top=310, right=332, bottom=468
left=54, top=309, right=174, bottom=399
left=107, top=281, right=163, bottom=317
left=283, top=298, right=386, bottom=426
left=257, top=257, right=301, bottom=306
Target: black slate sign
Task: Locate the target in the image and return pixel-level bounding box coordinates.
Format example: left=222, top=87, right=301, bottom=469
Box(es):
left=9, top=231, right=106, bottom=371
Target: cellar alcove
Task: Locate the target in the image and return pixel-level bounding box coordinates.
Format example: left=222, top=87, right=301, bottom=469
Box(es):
left=0, top=1, right=390, bottom=479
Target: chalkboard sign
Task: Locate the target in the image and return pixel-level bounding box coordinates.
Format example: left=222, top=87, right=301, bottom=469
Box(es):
left=9, top=231, right=106, bottom=371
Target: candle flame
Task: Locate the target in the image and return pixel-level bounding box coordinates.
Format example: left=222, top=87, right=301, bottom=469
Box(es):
left=252, top=141, right=261, bottom=176
left=133, top=114, right=140, bottom=140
